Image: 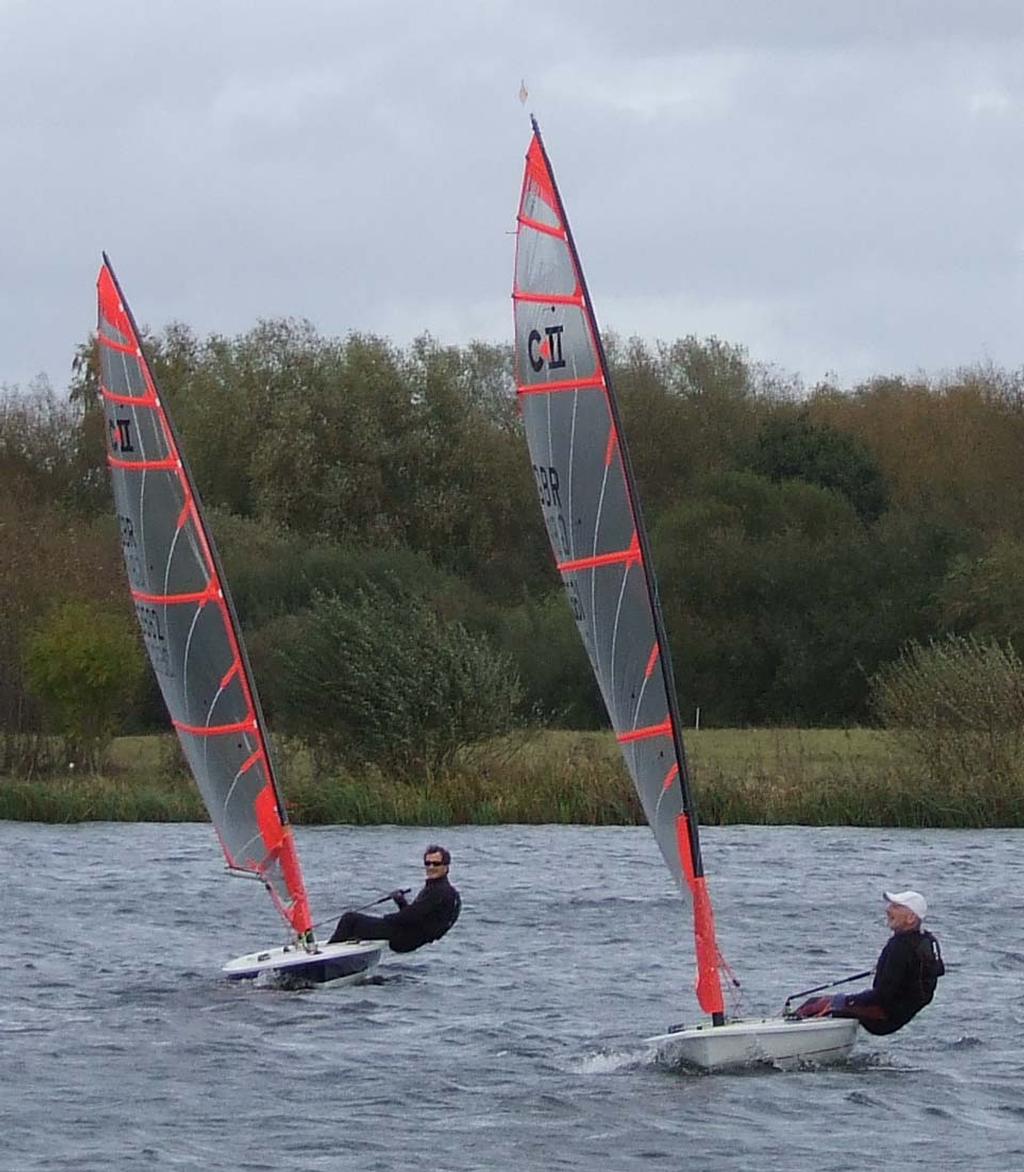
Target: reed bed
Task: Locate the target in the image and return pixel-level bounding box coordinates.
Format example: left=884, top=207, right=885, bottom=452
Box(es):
left=2, top=727, right=1022, bottom=828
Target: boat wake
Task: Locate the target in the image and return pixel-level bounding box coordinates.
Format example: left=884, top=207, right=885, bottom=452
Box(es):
left=574, top=1047, right=649, bottom=1075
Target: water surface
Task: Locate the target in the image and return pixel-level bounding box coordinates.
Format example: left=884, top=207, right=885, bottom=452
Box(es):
left=3, top=822, right=1021, bottom=1170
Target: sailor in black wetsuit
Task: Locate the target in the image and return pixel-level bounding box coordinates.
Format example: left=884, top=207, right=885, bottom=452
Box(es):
left=795, top=890, right=944, bottom=1035
left=328, top=844, right=461, bottom=953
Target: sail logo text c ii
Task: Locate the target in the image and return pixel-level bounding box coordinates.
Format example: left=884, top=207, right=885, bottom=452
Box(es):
left=110, top=417, right=134, bottom=453
left=528, top=324, right=566, bottom=372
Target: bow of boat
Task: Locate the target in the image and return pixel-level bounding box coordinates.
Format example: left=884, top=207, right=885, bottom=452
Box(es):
left=645, top=1016, right=859, bottom=1072
left=222, top=939, right=383, bottom=988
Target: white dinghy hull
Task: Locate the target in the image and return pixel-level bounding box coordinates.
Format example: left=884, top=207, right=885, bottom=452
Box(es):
left=222, top=940, right=382, bottom=987
left=646, top=1016, right=859, bottom=1072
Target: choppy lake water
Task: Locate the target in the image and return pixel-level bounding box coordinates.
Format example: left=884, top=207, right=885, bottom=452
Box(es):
left=3, top=821, right=1023, bottom=1170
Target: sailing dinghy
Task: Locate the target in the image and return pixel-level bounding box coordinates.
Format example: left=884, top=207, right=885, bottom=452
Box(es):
left=97, top=256, right=381, bottom=987
left=512, top=122, right=858, bottom=1070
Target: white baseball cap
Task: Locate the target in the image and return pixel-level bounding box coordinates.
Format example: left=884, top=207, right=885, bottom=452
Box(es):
left=884, top=890, right=927, bottom=920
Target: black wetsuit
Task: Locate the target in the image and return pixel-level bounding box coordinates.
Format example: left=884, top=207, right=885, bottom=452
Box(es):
left=328, top=875, right=461, bottom=953
left=834, top=928, right=944, bottom=1036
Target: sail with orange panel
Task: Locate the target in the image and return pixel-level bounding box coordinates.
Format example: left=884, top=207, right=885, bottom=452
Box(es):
left=96, top=257, right=310, bottom=934
left=512, top=120, right=726, bottom=1022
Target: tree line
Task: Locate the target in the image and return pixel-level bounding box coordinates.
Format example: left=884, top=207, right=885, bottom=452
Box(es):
left=3, top=319, right=1024, bottom=771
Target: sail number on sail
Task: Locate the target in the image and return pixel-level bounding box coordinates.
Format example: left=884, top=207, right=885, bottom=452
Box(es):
left=134, top=602, right=171, bottom=674
left=531, top=462, right=585, bottom=623
left=116, top=513, right=145, bottom=589
left=532, top=463, right=561, bottom=509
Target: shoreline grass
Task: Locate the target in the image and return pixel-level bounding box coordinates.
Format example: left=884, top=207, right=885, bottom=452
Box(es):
left=1, top=727, right=1021, bottom=828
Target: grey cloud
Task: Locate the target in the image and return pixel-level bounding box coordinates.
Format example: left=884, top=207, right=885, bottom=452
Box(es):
left=1, top=0, right=1022, bottom=393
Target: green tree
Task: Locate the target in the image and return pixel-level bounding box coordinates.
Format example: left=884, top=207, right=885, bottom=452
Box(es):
left=1, top=381, right=107, bottom=516
left=605, top=334, right=789, bottom=517
left=22, top=600, right=146, bottom=769
left=140, top=323, right=546, bottom=603
left=651, top=475, right=959, bottom=725
left=397, top=336, right=544, bottom=599
left=491, top=592, right=602, bottom=728
left=749, top=408, right=889, bottom=522
left=810, top=372, right=1024, bottom=539
left=936, top=537, right=1024, bottom=645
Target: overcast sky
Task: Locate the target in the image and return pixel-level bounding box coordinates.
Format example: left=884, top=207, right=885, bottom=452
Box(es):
left=2, top=0, right=1022, bottom=395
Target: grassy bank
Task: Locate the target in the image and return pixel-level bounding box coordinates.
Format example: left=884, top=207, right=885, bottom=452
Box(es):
left=1, top=727, right=1021, bottom=827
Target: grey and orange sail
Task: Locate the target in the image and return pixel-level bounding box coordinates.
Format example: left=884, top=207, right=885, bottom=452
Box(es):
left=512, top=121, right=726, bottom=1019
left=97, top=257, right=311, bottom=937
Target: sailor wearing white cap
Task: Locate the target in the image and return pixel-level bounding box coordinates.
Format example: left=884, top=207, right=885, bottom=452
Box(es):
left=884, top=890, right=927, bottom=922
left=793, top=889, right=944, bottom=1035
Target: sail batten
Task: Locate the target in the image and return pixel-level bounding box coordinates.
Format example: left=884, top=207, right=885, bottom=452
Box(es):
left=513, top=121, right=725, bottom=1017
left=172, top=719, right=257, bottom=737
left=514, top=291, right=584, bottom=306
left=517, top=376, right=602, bottom=396
left=131, top=588, right=216, bottom=604
left=108, top=455, right=178, bottom=471
left=558, top=548, right=637, bottom=572
left=97, top=257, right=311, bottom=936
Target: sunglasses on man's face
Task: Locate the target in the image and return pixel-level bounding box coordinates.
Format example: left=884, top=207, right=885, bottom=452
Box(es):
left=424, top=858, right=445, bottom=867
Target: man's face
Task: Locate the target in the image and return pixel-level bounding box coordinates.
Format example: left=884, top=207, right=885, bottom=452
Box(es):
left=886, top=902, right=919, bottom=932
left=424, top=852, right=448, bottom=878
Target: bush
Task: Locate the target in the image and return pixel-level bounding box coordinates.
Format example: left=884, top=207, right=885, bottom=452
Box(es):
left=263, top=581, right=523, bottom=776
left=870, top=635, right=1024, bottom=797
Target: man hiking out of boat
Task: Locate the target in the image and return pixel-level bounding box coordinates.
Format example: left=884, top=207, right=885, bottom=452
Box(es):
left=327, top=845, right=461, bottom=953
left=792, top=890, right=944, bottom=1035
